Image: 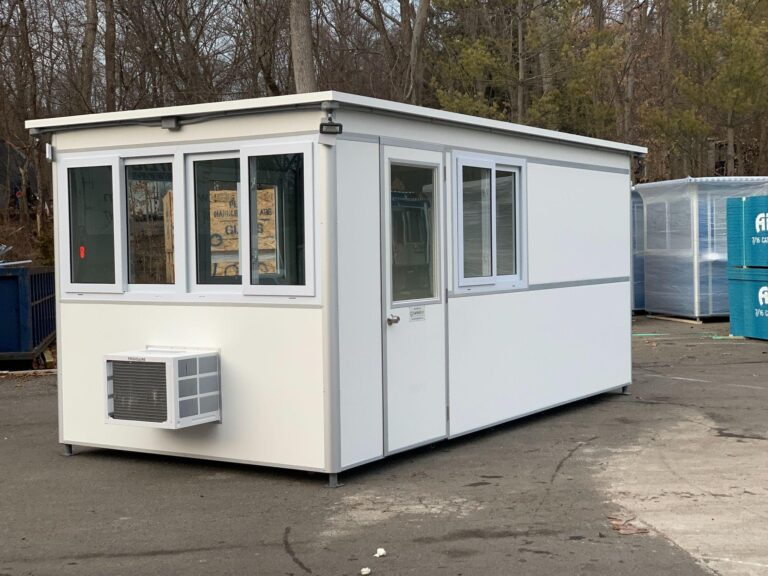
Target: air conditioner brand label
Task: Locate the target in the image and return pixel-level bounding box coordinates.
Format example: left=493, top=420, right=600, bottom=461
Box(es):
left=126, top=356, right=147, bottom=362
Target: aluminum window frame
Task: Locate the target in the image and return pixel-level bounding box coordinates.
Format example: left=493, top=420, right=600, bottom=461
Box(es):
left=454, top=151, right=527, bottom=293
left=58, top=155, right=124, bottom=294
left=185, top=150, right=243, bottom=294
left=56, top=136, right=319, bottom=302
left=385, top=155, right=444, bottom=309
left=123, top=155, right=182, bottom=294
left=240, top=141, right=315, bottom=297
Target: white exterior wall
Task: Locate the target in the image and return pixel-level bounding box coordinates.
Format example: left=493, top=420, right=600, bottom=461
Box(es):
left=527, top=164, right=630, bottom=284
left=59, top=304, right=327, bottom=468
left=336, top=140, right=384, bottom=469
left=52, top=108, right=332, bottom=471
left=337, top=110, right=633, bottom=446
left=447, top=282, right=631, bottom=436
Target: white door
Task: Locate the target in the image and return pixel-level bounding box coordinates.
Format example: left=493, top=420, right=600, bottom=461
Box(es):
left=383, top=147, right=447, bottom=453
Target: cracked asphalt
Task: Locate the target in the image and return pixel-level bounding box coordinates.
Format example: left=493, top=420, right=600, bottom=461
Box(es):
left=1, top=316, right=766, bottom=575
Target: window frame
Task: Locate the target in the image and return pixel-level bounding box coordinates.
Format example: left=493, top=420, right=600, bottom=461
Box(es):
left=240, top=141, right=315, bottom=297
left=123, top=155, right=181, bottom=294
left=454, top=151, right=526, bottom=292
left=58, top=156, right=124, bottom=294
left=56, top=136, right=318, bottom=302
left=387, top=157, right=443, bottom=308
left=186, top=151, right=244, bottom=294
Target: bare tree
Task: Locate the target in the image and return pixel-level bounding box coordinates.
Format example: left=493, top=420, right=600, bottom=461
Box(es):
left=79, top=0, right=97, bottom=110
left=290, top=0, right=317, bottom=92
left=405, top=0, right=429, bottom=104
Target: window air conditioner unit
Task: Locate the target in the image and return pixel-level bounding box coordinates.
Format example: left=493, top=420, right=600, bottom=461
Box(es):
left=105, top=347, right=221, bottom=429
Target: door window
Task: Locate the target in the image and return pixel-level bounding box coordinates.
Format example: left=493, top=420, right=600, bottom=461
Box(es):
left=390, top=164, right=436, bottom=302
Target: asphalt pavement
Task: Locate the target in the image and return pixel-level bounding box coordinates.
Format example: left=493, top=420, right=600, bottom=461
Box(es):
left=1, top=316, right=766, bottom=576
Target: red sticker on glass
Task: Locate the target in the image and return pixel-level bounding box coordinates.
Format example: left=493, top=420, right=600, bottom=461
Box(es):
left=79, top=245, right=86, bottom=259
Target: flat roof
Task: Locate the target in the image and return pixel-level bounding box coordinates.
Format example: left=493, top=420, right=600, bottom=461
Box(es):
left=26, top=91, right=647, bottom=155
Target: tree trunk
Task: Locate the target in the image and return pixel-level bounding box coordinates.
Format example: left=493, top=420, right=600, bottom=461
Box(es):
left=80, top=0, right=98, bottom=111
left=622, top=0, right=634, bottom=141
left=104, top=0, right=117, bottom=111
left=405, top=0, right=430, bottom=104
left=726, top=110, right=735, bottom=176
left=289, top=0, right=317, bottom=93
left=516, top=0, right=526, bottom=124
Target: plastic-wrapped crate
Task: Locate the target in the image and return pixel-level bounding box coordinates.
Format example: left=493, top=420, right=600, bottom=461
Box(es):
left=631, top=190, right=645, bottom=311
left=635, top=177, right=768, bottom=319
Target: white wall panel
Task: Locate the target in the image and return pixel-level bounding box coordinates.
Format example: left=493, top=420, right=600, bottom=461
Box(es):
left=527, top=165, right=631, bottom=284
left=448, top=282, right=631, bottom=436
left=60, top=303, right=327, bottom=470
left=336, top=140, right=384, bottom=468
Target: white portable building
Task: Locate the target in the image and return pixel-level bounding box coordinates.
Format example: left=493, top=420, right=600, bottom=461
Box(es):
left=27, top=92, right=645, bottom=482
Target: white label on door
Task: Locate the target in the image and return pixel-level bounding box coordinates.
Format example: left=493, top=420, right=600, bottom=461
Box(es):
left=409, top=305, right=426, bottom=322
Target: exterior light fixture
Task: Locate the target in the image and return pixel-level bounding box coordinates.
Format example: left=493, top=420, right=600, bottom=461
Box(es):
left=319, top=100, right=342, bottom=137
left=319, top=118, right=343, bottom=135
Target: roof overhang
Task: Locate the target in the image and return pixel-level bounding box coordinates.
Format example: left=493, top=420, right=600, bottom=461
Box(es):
left=26, top=90, right=647, bottom=156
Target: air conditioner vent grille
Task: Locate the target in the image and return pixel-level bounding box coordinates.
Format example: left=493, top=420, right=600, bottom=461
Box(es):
left=110, top=361, right=167, bottom=423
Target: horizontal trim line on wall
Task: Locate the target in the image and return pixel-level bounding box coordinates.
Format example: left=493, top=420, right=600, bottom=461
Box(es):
left=526, top=156, right=630, bottom=174
left=449, top=276, right=630, bottom=298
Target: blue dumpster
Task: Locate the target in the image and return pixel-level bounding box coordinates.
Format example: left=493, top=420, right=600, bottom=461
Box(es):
left=0, top=266, right=56, bottom=361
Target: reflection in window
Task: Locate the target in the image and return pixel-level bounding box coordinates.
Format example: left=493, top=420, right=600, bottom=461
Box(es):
left=391, top=164, right=435, bottom=301
left=68, top=166, right=114, bottom=284
left=126, top=163, right=174, bottom=284
left=248, top=153, right=305, bottom=286
left=496, top=170, right=516, bottom=276
left=462, top=166, right=492, bottom=278
left=194, top=158, right=241, bottom=284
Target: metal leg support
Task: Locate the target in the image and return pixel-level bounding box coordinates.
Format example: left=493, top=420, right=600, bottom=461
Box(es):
left=63, top=443, right=74, bottom=456
left=609, top=385, right=631, bottom=396
left=328, top=473, right=342, bottom=488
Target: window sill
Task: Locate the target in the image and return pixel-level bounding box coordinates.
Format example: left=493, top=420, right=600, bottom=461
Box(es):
left=60, top=291, right=322, bottom=307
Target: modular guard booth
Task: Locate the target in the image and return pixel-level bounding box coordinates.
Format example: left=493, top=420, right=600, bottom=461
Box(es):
left=27, top=92, right=645, bottom=483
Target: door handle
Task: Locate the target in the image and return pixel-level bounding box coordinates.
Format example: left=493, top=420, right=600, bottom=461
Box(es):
left=387, top=314, right=400, bottom=326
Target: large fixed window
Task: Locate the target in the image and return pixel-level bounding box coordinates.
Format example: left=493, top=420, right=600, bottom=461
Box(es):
left=68, top=165, right=115, bottom=284
left=457, top=154, right=524, bottom=289
left=241, top=142, right=314, bottom=296
left=193, top=157, right=241, bottom=285
left=59, top=139, right=315, bottom=300
left=248, top=153, right=305, bottom=286
left=126, top=161, right=174, bottom=284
